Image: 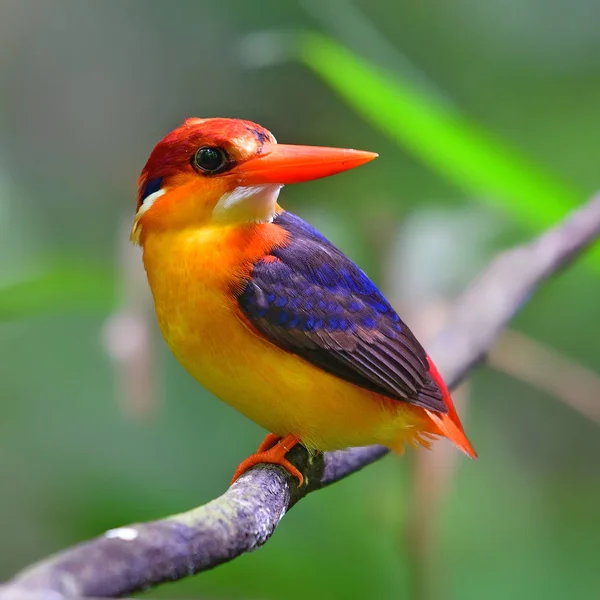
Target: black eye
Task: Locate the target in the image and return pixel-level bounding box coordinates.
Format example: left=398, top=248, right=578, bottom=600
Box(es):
left=193, top=146, right=228, bottom=173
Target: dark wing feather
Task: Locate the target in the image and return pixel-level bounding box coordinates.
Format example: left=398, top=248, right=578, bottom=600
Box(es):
left=236, top=212, right=447, bottom=413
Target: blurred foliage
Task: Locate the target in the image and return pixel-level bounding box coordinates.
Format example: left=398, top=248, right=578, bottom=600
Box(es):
left=298, top=33, right=584, bottom=230
left=1, top=1, right=599, bottom=600
left=0, top=262, right=113, bottom=319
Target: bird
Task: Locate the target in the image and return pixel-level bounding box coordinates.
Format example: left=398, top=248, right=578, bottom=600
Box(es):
left=131, top=117, right=476, bottom=486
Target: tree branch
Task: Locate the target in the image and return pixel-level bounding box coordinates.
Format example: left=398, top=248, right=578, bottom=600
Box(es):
left=3, top=194, right=600, bottom=600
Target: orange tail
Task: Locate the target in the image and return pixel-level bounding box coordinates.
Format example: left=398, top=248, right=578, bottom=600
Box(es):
left=425, top=356, right=477, bottom=458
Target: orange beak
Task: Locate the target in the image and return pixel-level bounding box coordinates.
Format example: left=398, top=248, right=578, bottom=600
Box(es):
left=232, top=143, right=378, bottom=185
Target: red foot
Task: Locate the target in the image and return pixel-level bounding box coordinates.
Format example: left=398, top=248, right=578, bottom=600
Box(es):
left=232, top=433, right=304, bottom=486
left=256, top=432, right=283, bottom=453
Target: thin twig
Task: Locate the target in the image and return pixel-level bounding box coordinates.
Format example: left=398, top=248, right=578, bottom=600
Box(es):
left=489, top=329, right=600, bottom=426
left=3, top=194, right=600, bottom=600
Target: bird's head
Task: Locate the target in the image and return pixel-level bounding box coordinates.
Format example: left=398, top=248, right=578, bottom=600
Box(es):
left=131, top=117, right=377, bottom=244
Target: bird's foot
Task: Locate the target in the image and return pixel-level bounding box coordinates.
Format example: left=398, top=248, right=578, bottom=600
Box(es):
left=231, top=433, right=304, bottom=487
left=255, top=432, right=284, bottom=453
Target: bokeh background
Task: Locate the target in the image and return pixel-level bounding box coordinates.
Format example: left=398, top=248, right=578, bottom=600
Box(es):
left=1, top=1, right=600, bottom=599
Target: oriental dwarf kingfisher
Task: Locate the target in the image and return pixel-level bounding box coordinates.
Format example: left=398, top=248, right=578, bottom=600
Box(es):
left=131, top=117, right=476, bottom=486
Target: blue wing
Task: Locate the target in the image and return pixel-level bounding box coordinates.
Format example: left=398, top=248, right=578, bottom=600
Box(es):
left=237, top=211, right=446, bottom=412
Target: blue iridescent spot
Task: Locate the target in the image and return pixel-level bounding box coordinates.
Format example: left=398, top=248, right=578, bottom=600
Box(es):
left=338, top=318, right=349, bottom=331
left=287, top=313, right=301, bottom=328
left=266, top=292, right=276, bottom=303
left=362, top=316, right=376, bottom=328
left=274, top=296, right=287, bottom=307
left=140, top=177, right=163, bottom=203
left=365, top=296, right=389, bottom=313
left=347, top=300, right=362, bottom=313
left=304, top=316, right=315, bottom=330
left=314, top=318, right=324, bottom=330
left=328, top=317, right=340, bottom=330
left=274, top=309, right=288, bottom=325
left=244, top=297, right=268, bottom=318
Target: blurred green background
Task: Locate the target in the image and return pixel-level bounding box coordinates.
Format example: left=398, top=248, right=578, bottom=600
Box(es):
left=1, top=1, right=600, bottom=599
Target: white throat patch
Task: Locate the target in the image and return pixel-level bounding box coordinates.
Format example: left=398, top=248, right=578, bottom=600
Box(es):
left=130, top=188, right=166, bottom=245
left=212, top=184, right=282, bottom=224
left=136, top=188, right=166, bottom=218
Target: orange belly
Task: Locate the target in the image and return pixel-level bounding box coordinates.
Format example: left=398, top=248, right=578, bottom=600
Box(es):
left=142, top=224, right=432, bottom=452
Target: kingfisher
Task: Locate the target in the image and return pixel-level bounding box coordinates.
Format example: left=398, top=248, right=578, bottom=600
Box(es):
left=132, top=117, right=476, bottom=486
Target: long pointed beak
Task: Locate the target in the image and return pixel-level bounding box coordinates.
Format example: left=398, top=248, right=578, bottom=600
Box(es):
left=233, top=143, right=378, bottom=185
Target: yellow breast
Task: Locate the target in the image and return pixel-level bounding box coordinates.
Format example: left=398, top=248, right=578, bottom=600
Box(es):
left=141, top=224, right=428, bottom=452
